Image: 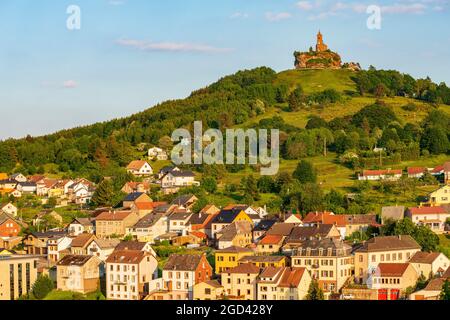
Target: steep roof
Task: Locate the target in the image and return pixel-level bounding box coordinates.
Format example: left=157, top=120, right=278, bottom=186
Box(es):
left=123, top=192, right=147, bottom=202
left=259, top=234, right=284, bottom=245
left=217, top=221, right=252, bottom=241
left=287, top=225, right=336, bottom=242
left=95, top=210, right=133, bottom=221
left=212, top=209, right=244, bottom=224
left=409, top=252, right=442, bottom=264
left=163, top=254, right=204, bottom=271
left=202, top=280, right=223, bottom=289
left=355, top=235, right=421, bottom=253
left=254, top=219, right=278, bottom=231
left=278, top=267, right=307, bottom=288
left=290, top=238, right=352, bottom=256
left=93, top=238, right=120, bottom=249
left=71, top=233, right=95, bottom=248
left=227, top=263, right=260, bottom=274
left=216, top=246, right=254, bottom=254
left=132, top=214, right=165, bottom=228
left=57, top=255, right=94, bottom=266
left=115, top=241, right=148, bottom=251
left=134, top=202, right=166, bottom=211
left=171, top=194, right=197, bottom=206
left=266, top=223, right=297, bottom=236
left=126, top=160, right=149, bottom=171
left=106, top=250, right=147, bottom=264
left=408, top=206, right=447, bottom=215
left=377, top=263, right=410, bottom=277
left=381, top=206, right=405, bottom=221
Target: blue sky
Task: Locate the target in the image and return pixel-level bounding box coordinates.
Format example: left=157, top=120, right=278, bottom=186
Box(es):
left=0, top=0, right=449, bottom=139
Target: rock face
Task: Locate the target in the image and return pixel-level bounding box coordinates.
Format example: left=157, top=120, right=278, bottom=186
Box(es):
left=294, top=50, right=342, bottom=70
left=294, top=31, right=360, bottom=71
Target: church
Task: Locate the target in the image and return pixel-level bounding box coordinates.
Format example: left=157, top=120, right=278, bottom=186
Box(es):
left=316, top=31, right=328, bottom=52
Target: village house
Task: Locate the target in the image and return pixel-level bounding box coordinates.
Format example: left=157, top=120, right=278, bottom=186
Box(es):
left=256, top=234, right=285, bottom=254
left=358, top=169, right=403, bottom=181
left=410, top=267, right=450, bottom=300
left=381, top=206, right=405, bottom=223
left=405, top=206, right=450, bottom=233
left=68, top=179, right=95, bottom=205
left=95, top=210, right=140, bottom=238
left=186, top=212, right=216, bottom=238
left=354, top=235, right=421, bottom=285
left=158, top=166, right=180, bottom=179
left=211, top=208, right=253, bottom=239
left=115, top=241, right=157, bottom=256
left=126, top=160, right=154, bottom=177
left=121, top=181, right=151, bottom=194
left=56, top=255, right=102, bottom=294
left=68, top=217, right=96, bottom=236
left=0, top=213, right=22, bottom=238
left=215, top=246, right=255, bottom=274
left=168, top=210, right=193, bottom=234
left=257, top=266, right=311, bottom=300
left=160, top=170, right=198, bottom=194
left=431, top=161, right=450, bottom=183
left=126, top=213, right=168, bottom=243
left=86, top=238, right=120, bottom=262
left=290, top=238, right=354, bottom=295
left=36, top=179, right=58, bottom=197
left=216, top=220, right=253, bottom=250
left=70, top=233, right=97, bottom=255
left=122, top=192, right=153, bottom=210
left=407, top=167, right=428, bottom=179
left=238, top=255, right=287, bottom=269
left=47, top=235, right=72, bottom=264
left=0, top=203, right=18, bottom=217
left=283, top=225, right=341, bottom=252
left=199, top=204, right=220, bottom=216
left=160, top=254, right=212, bottom=300
left=368, top=263, right=418, bottom=300
left=0, top=179, right=18, bottom=190
left=106, top=249, right=158, bottom=300
left=284, top=214, right=303, bottom=224
left=148, top=147, right=168, bottom=161
left=0, top=254, right=39, bottom=300
left=171, top=194, right=198, bottom=210
left=193, top=280, right=224, bottom=300
left=10, top=173, right=27, bottom=183
left=428, top=185, right=450, bottom=205
left=221, top=263, right=260, bottom=300
left=408, top=251, right=449, bottom=278
left=24, top=230, right=67, bottom=255
left=253, top=219, right=278, bottom=242
left=16, top=182, right=37, bottom=194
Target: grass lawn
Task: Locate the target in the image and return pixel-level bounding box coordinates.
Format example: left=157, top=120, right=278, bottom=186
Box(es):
left=438, top=234, right=450, bottom=258
left=44, top=290, right=105, bottom=300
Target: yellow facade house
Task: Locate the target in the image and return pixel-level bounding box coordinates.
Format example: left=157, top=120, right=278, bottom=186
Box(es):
left=354, top=235, right=421, bottom=284
left=95, top=210, right=140, bottom=238
left=193, top=280, right=224, bottom=300
left=215, top=246, right=255, bottom=274
left=0, top=255, right=39, bottom=300
left=369, top=263, right=419, bottom=300
left=221, top=263, right=260, bottom=300
left=257, top=267, right=312, bottom=300
left=428, top=185, right=450, bottom=205
left=56, top=255, right=102, bottom=294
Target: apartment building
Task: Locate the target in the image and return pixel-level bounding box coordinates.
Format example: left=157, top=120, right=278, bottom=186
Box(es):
left=56, top=255, right=101, bottom=294
left=221, top=263, right=260, bottom=300
left=95, top=210, right=140, bottom=238
left=257, top=267, right=311, bottom=300
left=0, top=255, right=38, bottom=300
left=290, top=238, right=354, bottom=294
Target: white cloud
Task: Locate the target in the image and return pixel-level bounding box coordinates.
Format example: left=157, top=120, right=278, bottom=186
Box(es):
left=296, top=1, right=315, bottom=10
left=108, top=0, right=125, bottom=6
left=381, top=3, right=427, bottom=14
left=63, top=80, right=78, bottom=89
left=116, top=38, right=233, bottom=53
left=230, top=12, right=249, bottom=19
left=265, top=12, right=292, bottom=22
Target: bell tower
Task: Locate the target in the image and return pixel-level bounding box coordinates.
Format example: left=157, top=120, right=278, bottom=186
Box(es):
left=316, top=31, right=328, bottom=52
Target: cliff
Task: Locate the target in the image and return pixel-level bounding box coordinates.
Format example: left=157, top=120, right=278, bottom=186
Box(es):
left=294, top=50, right=342, bottom=70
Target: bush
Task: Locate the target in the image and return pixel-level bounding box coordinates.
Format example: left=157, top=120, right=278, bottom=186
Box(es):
left=32, top=274, right=54, bottom=300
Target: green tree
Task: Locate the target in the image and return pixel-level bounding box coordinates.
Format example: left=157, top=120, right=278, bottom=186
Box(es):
left=420, top=127, right=450, bottom=155
left=306, top=280, right=324, bottom=300
left=293, top=160, right=317, bottom=184
left=288, top=86, right=306, bottom=111
left=32, top=274, right=54, bottom=300
left=91, top=179, right=115, bottom=207
left=201, top=177, right=217, bottom=194
left=441, top=279, right=450, bottom=300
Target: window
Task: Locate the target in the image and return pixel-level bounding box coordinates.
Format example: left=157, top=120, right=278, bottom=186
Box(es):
left=205, top=288, right=211, bottom=295
left=358, top=255, right=363, bottom=263
left=371, top=255, right=376, bottom=263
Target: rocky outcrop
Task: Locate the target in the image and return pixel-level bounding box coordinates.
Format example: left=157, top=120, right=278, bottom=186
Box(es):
left=294, top=50, right=342, bottom=70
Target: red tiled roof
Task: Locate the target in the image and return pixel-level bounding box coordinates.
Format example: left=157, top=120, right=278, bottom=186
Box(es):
left=259, top=234, right=284, bottom=245
left=96, top=211, right=133, bottom=221
left=135, top=202, right=167, bottom=210
left=278, top=267, right=307, bottom=288
left=303, top=212, right=334, bottom=224
left=408, top=206, right=447, bottom=215
left=227, top=263, right=260, bottom=274
left=362, top=169, right=402, bottom=176
left=408, top=167, right=426, bottom=175
left=432, top=165, right=444, bottom=173
left=190, top=231, right=207, bottom=239
left=377, top=263, right=410, bottom=277
left=127, top=160, right=149, bottom=171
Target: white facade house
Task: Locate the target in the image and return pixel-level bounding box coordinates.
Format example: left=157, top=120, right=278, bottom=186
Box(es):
left=0, top=203, right=18, bottom=217
left=358, top=169, right=403, bottom=181
left=148, top=147, right=168, bottom=161
left=126, top=161, right=154, bottom=177
left=47, top=236, right=73, bottom=264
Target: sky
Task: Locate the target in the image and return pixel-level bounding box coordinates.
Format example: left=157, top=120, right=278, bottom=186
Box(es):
left=0, top=0, right=449, bottom=139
